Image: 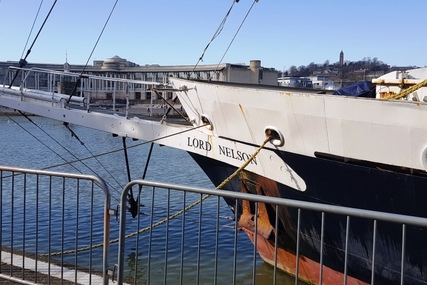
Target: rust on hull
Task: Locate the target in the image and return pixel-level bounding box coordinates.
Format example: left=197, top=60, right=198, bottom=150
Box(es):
left=237, top=171, right=367, bottom=285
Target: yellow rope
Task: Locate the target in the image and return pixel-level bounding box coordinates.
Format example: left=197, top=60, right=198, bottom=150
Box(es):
left=42, top=136, right=272, bottom=257
left=216, top=136, right=271, bottom=190
left=389, top=78, right=427, bottom=100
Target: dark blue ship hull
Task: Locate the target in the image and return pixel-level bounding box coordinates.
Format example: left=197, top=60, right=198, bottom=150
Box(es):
left=189, top=149, right=427, bottom=285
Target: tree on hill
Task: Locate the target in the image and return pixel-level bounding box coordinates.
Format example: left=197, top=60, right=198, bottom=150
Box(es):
left=286, top=58, right=391, bottom=80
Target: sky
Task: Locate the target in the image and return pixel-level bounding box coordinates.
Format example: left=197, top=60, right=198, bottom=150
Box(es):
left=0, top=0, right=426, bottom=71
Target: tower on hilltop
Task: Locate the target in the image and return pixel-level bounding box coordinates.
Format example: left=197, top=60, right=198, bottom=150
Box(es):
left=339, top=50, right=344, bottom=66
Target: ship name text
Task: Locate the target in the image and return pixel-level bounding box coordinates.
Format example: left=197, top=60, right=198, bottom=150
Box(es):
left=187, top=137, right=258, bottom=165
left=218, top=145, right=258, bottom=165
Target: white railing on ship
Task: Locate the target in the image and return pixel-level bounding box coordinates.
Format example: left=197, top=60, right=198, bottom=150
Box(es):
left=1, top=66, right=163, bottom=114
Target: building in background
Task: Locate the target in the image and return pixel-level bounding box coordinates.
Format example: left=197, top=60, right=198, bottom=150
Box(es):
left=0, top=57, right=278, bottom=104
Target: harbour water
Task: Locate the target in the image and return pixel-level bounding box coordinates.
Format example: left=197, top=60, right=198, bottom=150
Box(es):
left=0, top=114, right=300, bottom=284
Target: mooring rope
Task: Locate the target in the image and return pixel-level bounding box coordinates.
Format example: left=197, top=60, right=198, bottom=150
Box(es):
left=389, top=78, right=427, bottom=100
left=42, top=135, right=272, bottom=257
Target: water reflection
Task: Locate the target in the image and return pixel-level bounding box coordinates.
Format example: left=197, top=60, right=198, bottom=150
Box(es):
left=123, top=250, right=307, bottom=285
left=0, top=116, right=304, bottom=284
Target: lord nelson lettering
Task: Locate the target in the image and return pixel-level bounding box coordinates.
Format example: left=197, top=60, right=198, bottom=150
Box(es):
left=187, top=137, right=257, bottom=165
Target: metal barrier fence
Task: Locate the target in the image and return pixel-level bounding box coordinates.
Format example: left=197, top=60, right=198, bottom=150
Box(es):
left=0, top=165, right=111, bottom=285
left=2, top=165, right=427, bottom=284
left=117, top=180, right=427, bottom=285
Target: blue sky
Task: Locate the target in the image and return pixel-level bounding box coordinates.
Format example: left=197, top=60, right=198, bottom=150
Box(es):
left=1, top=0, right=426, bottom=71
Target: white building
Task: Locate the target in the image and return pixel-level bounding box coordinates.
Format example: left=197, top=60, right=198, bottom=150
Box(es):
left=0, top=57, right=278, bottom=104
left=278, top=76, right=312, bottom=88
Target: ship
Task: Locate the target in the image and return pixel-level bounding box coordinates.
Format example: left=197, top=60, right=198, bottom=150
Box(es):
left=2, top=1, right=427, bottom=284
left=2, top=66, right=427, bottom=284
left=167, top=70, right=427, bottom=285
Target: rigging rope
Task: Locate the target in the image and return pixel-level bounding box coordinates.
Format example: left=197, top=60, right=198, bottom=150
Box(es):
left=42, top=135, right=272, bottom=256
left=131, top=142, right=155, bottom=217
left=18, top=0, right=265, bottom=258
left=215, top=0, right=259, bottom=72
left=9, top=0, right=57, bottom=88
left=192, top=0, right=239, bottom=72
left=66, top=0, right=119, bottom=104
left=6, top=113, right=124, bottom=200
left=33, top=123, right=209, bottom=172
left=192, top=0, right=259, bottom=74
left=3, top=120, right=209, bottom=203
left=152, top=88, right=190, bottom=124
left=123, top=139, right=156, bottom=218
left=7, top=113, right=82, bottom=175
left=20, top=0, right=44, bottom=60
left=3, top=117, right=211, bottom=216
left=64, top=122, right=125, bottom=196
